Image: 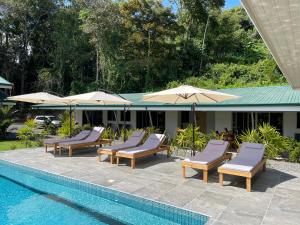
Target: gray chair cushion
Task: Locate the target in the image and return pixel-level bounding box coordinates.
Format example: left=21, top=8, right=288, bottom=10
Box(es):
left=220, top=142, right=265, bottom=171
left=118, top=133, right=166, bottom=154
left=102, top=130, right=146, bottom=152
left=44, top=130, right=91, bottom=145
left=59, top=127, right=104, bottom=146
left=185, top=140, right=229, bottom=165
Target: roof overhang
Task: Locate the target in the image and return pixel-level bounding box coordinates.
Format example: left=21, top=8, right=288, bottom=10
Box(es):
left=0, top=84, right=12, bottom=89
left=241, top=0, right=300, bottom=89
left=33, top=104, right=300, bottom=112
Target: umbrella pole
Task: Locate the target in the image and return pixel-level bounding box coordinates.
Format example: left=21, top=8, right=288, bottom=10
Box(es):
left=123, top=105, right=126, bottom=142
left=192, top=103, right=196, bottom=156
left=69, top=105, right=72, bottom=138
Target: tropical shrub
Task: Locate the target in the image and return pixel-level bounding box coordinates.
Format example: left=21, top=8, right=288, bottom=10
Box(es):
left=82, top=123, right=92, bottom=130
left=58, top=111, right=78, bottom=137
left=43, top=123, right=57, bottom=135
left=284, top=139, right=300, bottom=163
left=17, top=119, right=37, bottom=147
left=239, top=123, right=291, bottom=159
left=0, top=106, right=13, bottom=139
left=102, top=127, right=115, bottom=140
left=174, top=125, right=207, bottom=151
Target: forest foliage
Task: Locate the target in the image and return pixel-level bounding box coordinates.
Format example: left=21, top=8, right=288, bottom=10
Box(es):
left=0, top=0, right=287, bottom=95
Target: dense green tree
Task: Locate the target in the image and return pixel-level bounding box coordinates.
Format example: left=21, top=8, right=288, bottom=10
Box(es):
left=0, top=0, right=287, bottom=96
left=119, top=0, right=180, bottom=91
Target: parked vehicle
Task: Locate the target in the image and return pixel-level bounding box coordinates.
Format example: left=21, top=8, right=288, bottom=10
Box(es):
left=34, top=115, right=61, bottom=127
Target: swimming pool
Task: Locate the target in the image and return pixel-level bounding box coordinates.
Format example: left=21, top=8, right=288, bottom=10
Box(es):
left=0, top=160, right=209, bottom=225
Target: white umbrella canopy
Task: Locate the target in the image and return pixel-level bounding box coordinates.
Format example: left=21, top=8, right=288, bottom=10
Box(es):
left=60, top=91, right=132, bottom=105
left=6, top=92, right=63, bottom=104
left=143, top=85, right=239, bottom=103
left=143, top=85, right=239, bottom=156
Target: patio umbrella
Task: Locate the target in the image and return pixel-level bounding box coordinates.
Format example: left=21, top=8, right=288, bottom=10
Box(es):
left=60, top=91, right=132, bottom=141
left=143, top=85, right=239, bottom=155
left=61, top=91, right=132, bottom=105
left=6, top=92, right=62, bottom=104
left=6, top=92, right=71, bottom=135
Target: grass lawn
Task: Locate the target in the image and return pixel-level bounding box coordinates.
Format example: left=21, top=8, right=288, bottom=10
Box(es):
left=0, top=140, right=27, bottom=151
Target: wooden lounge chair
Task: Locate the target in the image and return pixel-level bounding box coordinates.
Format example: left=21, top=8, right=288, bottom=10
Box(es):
left=182, top=140, right=231, bottom=182
left=115, top=134, right=170, bottom=169
left=218, top=142, right=266, bottom=192
left=59, top=127, right=112, bottom=157
left=44, top=130, right=91, bottom=154
left=98, top=130, right=146, bottom=164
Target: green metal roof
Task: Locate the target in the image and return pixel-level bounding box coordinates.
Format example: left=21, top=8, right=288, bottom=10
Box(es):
left=33, top=85, right=300, bottom=109
left=0, top=76, right=13, bottom=88
left=120, top=86, right=300, bottom=107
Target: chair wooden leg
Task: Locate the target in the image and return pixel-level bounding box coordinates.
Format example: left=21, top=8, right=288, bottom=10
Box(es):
left=110, top=155, right=114, bottom=164
left=116, top=157, right=120, bottom=166
left=203, top=170, right=208, bottom=183
left=54, top=144, right=57, bottom=155
left=182, top=166, right=186, bottom=178
left=219, top=173, right=224, bottom=186
left=131, top=158, right=136, bottom=169
left=45, top=146, right=47, bottom=153
left=68, top=146, right=72, bottom=157
left=246, top=177, right=251, bottom=192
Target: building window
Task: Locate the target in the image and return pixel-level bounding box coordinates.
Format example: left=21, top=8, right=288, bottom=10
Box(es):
left=136, top=111, right=165, bottom=132
left=107, top=111, right=116, bottom=121
left=82, top=111, right=103, bottom=126
left=232, top=112, right=283, bottom=135
left=180, top=111, right=190, bottom=128
left=120, top=111, right=131, bottom=122
left=297, top=113, right=300, bottom=128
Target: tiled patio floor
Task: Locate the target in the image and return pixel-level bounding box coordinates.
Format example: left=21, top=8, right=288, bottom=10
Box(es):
left=1, top=147, right=300, bottom=225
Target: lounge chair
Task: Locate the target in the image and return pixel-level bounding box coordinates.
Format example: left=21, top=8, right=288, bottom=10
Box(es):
left=218, top=142, right=266, bottom=192
left=44, top=130, right=91, bottom=154
left=97, top=130, right=146, bottom=164
left=59, top=127, right=111, bottom=157
left=182, top=140, right=231, bottom=182
left=116, top=134, right=169, bottom=169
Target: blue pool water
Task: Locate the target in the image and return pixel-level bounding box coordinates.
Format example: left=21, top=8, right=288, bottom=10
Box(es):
left=0, top=160, right=209, bottom=225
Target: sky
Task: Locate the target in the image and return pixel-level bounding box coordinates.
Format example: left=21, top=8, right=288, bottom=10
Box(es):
left=224, top=0, right=241, bottom=9
left=163, top=0, right=241, bottom=11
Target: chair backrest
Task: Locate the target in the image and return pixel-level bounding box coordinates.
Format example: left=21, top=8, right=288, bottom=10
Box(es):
left=203, top=140, right=229, bottom=155
left=143, top=134, right=166, bottom=149
left=125, top=130, right=146, bottom=146
left=72, top=130, right=91, bottom=140
left=238, top=142, right=265, bottom=162
left=85, top=127, right=105, bottom=142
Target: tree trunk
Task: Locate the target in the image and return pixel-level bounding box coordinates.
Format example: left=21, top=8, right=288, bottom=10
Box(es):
left=96, top=47, right=99, bottom=83
left=146, top=31, right=151, bottom=87
left=199, top=15, right=210, bottom=74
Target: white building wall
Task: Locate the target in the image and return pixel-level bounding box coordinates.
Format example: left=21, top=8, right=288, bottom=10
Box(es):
left=215, top=111, right=232, bottom=132
left=165, top=111, right=179, bottom=137
left=71, top=110, right=299, bottom=139
left=102, top=111, right=108, bottom=126
left=74, top=110, right=83, bottom=126
left=130, top=111, right=137, bottom=129
left=283, top=112, right=300, bottom=138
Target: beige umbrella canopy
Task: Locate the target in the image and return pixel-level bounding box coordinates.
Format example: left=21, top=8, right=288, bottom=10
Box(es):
left=6, top=92, right=63, bottom=104
left=143, top=85, right=239, bottom=155
left=143, top=85, right=239, bottom=103
left=60, top=91, right=132, bottom=105
left=59, top=91, right=132, bottom=140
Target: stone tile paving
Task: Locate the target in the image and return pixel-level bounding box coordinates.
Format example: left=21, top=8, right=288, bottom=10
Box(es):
left=1, top=147, right=300, bottom=225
